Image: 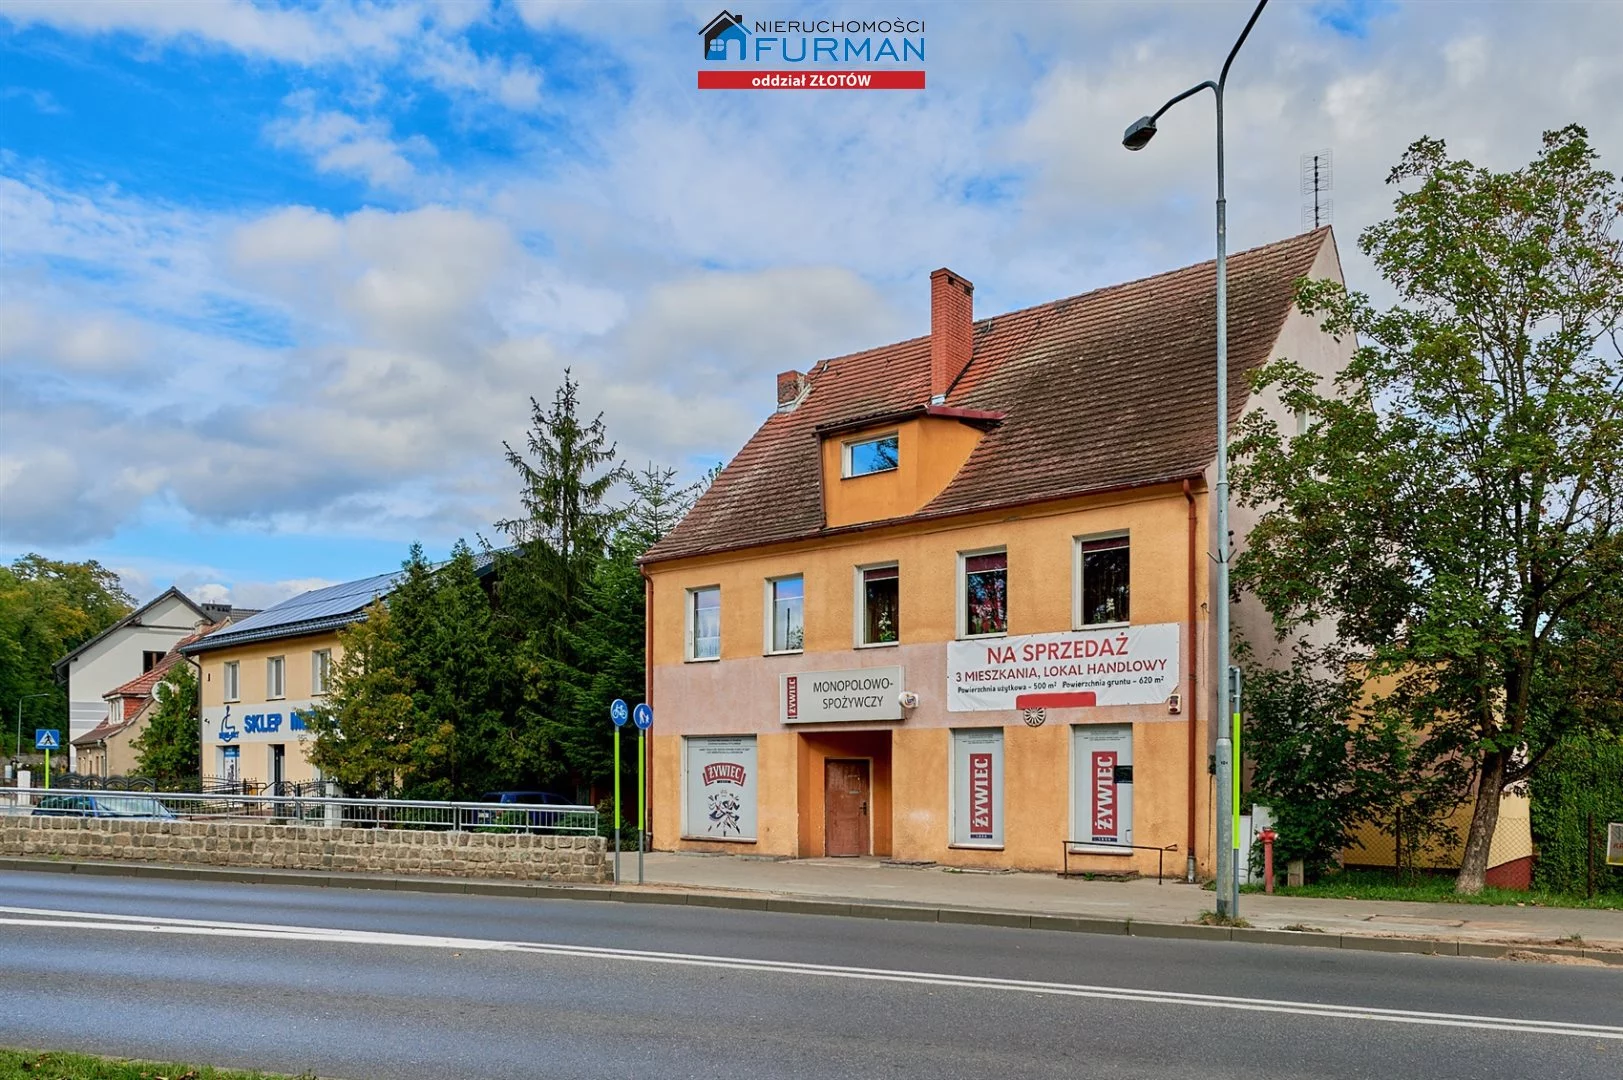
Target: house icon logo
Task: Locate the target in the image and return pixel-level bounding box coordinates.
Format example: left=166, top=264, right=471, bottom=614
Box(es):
left=701, top=10, right=748, bottom=61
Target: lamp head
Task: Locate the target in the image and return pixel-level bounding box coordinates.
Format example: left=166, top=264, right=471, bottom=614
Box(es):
left=1122, top=116, right=1157, bottom=151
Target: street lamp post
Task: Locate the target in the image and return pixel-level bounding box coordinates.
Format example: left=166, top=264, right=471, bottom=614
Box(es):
left=15, top=691, right=51, bottom=766
left=1122, top=0, right=1269, bottom=918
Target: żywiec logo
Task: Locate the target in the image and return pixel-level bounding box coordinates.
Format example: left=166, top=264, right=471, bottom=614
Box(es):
left=697, top=10, right=926, bottom=91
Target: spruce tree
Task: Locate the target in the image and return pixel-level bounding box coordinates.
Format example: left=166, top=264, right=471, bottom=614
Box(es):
left=495, top=371, right=626, bottom=796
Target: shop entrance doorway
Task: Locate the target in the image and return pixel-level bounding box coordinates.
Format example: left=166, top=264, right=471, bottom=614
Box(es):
left=824, top=759, right=871, bottom=857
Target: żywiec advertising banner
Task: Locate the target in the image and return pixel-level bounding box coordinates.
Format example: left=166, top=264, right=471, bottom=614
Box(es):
left=952, top=728, right=1004, bottom=847
left=946, top=623, right=1179, bottom=713
left=780, top=666, right=903, bottom=724
left=683, top=736, right=759, bottom=842
left=1072, top=724, right=1134, bottom=849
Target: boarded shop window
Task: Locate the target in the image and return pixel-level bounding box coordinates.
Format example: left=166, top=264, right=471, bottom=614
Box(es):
left=266, top=655, right=285, bottom=699
left=952, top=728, right=1004, bottom=847
left=859, top=564, right=899, bottom=645
left=223, top=661, right=240, bottom=702
left=1071, top=724, right=1134, bottom=849
left=683, top=735, right=758, bottom=841
left=844, top=432, right=899, bottom=477
left=961, top=550, right=1008, bottom=637
left=1078, top=536, right=1130, bottom=626
left=688, top=586, right=721, bottom=660
left=767, top=575, right=804, bottom=652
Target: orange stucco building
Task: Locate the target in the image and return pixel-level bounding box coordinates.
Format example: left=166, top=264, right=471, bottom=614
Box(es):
left=642, top=230, right=1353, bottom=879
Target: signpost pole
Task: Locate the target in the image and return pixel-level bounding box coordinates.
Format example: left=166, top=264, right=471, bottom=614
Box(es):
left=614, top=725, right=621, bottom=884
left=633, top=702, right=652, bottom=886
left=610, top=699, right=629, bottom=886
left=638, top=726, right=646, bottom=885
left=43, top=747, right=49, bottom=789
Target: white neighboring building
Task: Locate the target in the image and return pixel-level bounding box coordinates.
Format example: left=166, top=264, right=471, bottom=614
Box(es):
left=51, top=588, right=232, bottom=770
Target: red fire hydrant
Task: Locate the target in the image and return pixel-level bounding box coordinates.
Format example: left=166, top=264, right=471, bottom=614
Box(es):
left=1260, top=828, right=1278, bottom=894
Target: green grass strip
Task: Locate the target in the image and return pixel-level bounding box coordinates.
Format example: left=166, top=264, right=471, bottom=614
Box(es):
left=0, top=1048, right=326, bottom=1080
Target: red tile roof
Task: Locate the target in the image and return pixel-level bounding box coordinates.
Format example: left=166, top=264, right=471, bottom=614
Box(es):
left=645, top=229, right=1336, bottom=564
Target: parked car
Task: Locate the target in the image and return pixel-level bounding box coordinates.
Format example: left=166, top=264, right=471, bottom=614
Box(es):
left=475, top=790, right=575, bottom=831
left=32, top=794, right=176, bottom=820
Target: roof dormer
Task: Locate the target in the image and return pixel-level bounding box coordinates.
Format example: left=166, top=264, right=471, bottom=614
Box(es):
left=819, top=406, right=1000, bottom=528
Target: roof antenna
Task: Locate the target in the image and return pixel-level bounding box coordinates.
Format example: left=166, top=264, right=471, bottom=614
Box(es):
left=1300, top=148, right=1332, bottom=232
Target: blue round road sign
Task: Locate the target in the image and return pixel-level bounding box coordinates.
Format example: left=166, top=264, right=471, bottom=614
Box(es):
left=633, top=703, right=653, bottom=730
left=610, top=699, right=629, bottom=727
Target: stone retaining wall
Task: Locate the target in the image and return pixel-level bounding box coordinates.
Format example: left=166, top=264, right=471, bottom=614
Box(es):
left=0, top=816, right=610, bottom=883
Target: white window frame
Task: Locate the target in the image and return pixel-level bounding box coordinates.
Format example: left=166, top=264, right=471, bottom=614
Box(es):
left=763, top=574, right=805, bottom=655
left=685, top=585, right=722, bottom=662
left=311, top=649, right=332, bottom=696
left=852, top=562, right=900, bottom=648
left=266, top=655, right=286, bottom=700
left=1073, top=532, right=1131, bottom=630
left=841, top=431, right=900, bottom=478
left=957, top=546, right=1009, bottom=640
left=222, top=661, right=239, bottom=703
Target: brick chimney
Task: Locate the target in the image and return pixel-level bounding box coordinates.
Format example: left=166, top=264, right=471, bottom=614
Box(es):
left=777, top=369, right=808, bottom=411
left=930, top=268, right=973, bottom=404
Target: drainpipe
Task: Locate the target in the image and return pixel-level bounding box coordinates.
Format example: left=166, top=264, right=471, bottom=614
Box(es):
left=642, top=569, right=654, bottom=852
left=1183, top=478, right=1199, bottom=883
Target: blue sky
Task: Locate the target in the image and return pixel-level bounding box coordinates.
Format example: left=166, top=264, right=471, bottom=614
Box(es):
left=2, top=0, right=1620, bottom=606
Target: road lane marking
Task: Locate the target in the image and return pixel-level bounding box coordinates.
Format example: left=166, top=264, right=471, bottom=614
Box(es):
left=3, top=905, right=1619, bottom=1041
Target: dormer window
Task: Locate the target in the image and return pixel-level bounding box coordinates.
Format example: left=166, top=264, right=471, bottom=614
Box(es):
left=843, top=433, right=899, bottom=478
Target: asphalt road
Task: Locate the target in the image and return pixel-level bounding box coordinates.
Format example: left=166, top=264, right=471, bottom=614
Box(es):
left=1, top=870, right=1619, bottom=1080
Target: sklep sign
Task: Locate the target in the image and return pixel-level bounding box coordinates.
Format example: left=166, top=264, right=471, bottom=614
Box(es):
left=947, top=623, right=1180, bottom=713
left=697, top=10, right=926, bottom=90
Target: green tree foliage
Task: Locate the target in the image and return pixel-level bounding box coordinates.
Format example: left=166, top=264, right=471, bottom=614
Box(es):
left=307, top=544, right=510, bottom=799
left=132, top=662, right=201, bottom=789
left=305, top=599, right=417, bottom=798
left=0, top=555, right=135, bottom=756
left=1232, top=125, right=1623, bottom=893
left=493, top=371, right=627, bottom=796
left=1528, top=732, right=1623, bottom=896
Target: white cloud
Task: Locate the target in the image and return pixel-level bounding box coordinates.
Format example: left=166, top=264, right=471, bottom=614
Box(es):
left=265, top=93, right=434, bottom=189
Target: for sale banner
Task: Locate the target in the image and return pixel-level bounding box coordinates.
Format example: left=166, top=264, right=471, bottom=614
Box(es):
left=947, top=623, right=1180, bottom=713
left=1072, top=724, right=1133, bottom=848
left=952, top=728, right=1004, bottom=847
left=683, top=736, right=758, bottom=842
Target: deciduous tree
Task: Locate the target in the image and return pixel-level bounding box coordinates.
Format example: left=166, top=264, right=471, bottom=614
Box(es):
left=1232, top=125, right=1623, bottom=893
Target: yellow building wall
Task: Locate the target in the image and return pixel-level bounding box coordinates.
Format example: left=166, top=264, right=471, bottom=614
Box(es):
left=648, top=481, right=1215, bottom=877
left=196, top=630, right=343, bottom=785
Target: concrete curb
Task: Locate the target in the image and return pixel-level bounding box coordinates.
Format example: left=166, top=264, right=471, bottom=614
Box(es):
left=5, top=856, right=1619, bottom=965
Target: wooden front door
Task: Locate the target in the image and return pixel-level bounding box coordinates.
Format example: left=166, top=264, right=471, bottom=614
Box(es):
left=824, top=759, right=870, bottom=857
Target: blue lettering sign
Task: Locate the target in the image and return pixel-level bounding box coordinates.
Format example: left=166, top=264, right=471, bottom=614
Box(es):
left=290, top=710, right=307, bottom=732
left=243, top=713, right=283, bottom=734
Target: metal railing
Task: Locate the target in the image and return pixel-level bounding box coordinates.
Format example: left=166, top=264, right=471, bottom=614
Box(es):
left=1061, top=840, right=1180, bottom=884
left=0, top=786, right=599, bottom=835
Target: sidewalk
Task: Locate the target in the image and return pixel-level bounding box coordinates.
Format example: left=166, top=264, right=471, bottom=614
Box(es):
left=630, top=851, right=1623, bottom=951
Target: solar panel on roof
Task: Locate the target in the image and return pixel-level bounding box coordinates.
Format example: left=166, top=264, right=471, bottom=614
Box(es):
left=206, top=571, right=401, bottom=641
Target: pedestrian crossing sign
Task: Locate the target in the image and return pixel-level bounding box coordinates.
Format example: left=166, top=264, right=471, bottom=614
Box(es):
left=35, top=729, right=60, bottom=750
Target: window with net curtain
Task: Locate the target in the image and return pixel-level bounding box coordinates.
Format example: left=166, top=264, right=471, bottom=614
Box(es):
left=861, top=565, right=899, bottom=645
left=1079, top=537, right=1130, bottom=625
left=690, top=587, right=720, bottom=659
left=962, top=551, right=1007, bottom=636
left=770, top=576, right=804, bottom=652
